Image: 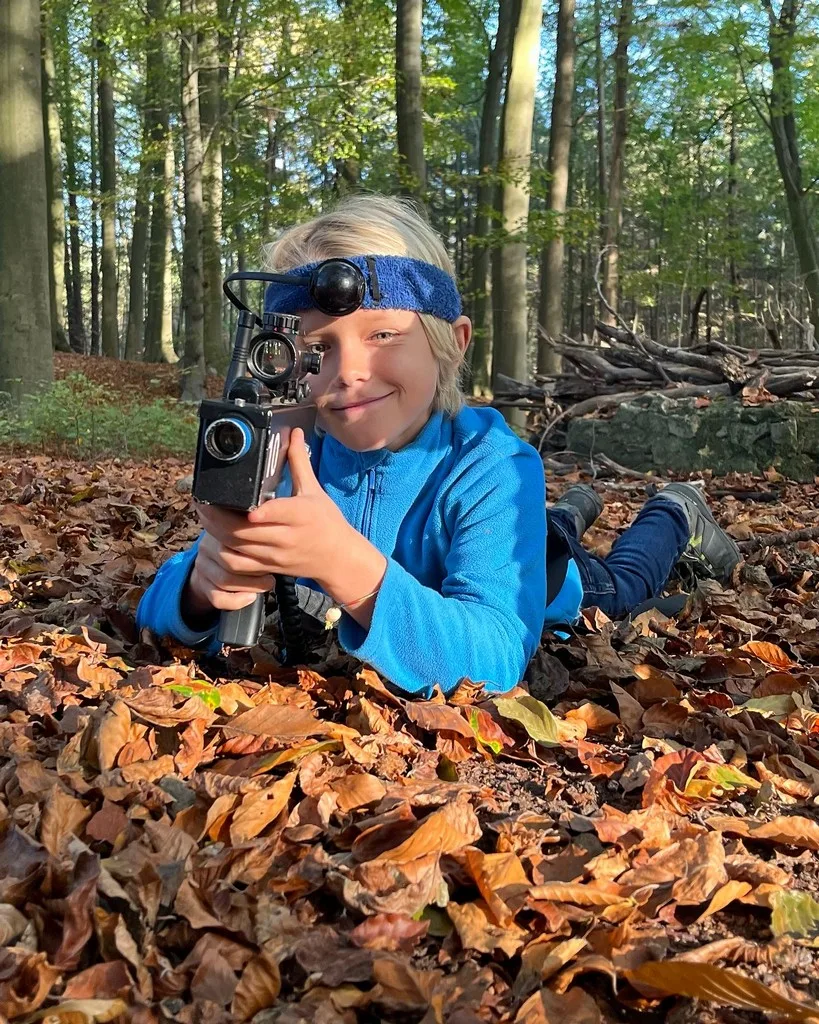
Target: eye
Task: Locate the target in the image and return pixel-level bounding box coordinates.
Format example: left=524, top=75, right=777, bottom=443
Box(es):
left=371, top=331, right=397, bottom=342
left=308, top=342, right=329, bottom=354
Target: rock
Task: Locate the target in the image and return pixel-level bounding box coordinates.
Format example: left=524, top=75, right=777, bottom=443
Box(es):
left=175, top=474, right=194, bottom=494
left=567, top=395, right=819, bottom=481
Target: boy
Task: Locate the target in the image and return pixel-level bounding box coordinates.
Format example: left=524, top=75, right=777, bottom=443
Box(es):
left=136, top=194, right=739, bottom=697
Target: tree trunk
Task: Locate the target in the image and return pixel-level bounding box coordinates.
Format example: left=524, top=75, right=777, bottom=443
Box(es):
left=144, top=0, right=173, bottom=363
left=97, top=24, right=118, bottom=359
left=762, top=0, right=819, bottom=339
left=199, top=0, right=226, bottom=372
left=89, top=50, right=100, bottom=355
left=600, top=0, right=632, bottom=327
left=727, top=105, right=741, bottom=346
left=56, top=7, right=86, bottom=353
left=180, top=0, right=206, bottom=402
left=40, top=7, right=69, bottom=353
left=0, top=0, right=55, bottom=398
left=161, top=138, right=177, bottom=363
left=468, top=0, right=514, bottom=397
left=594, top=0, right=606, bottom=238
left=395, top=0, right=426, bottom=201
left=494, top=0, right=542, bottom=430
left=125, top=108, right=152, bottom=360
left=537, top=0, right=575, bottom=373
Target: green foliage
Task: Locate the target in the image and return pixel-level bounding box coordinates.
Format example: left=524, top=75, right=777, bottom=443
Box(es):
left=0, top=374, right=198, bottom=459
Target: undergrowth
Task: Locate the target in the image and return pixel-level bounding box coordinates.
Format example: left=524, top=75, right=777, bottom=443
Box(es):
left=0, top=373, right=199, bottom=459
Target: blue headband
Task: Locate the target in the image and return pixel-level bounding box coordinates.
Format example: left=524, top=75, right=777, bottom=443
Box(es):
left=264, top=254, right=462, bottom=322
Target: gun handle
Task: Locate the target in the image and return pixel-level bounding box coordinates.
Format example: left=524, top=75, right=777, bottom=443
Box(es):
left=217, top=595, right=265, bottom=647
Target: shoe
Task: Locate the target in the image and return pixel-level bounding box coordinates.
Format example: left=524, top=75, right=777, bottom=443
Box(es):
left=647, top=483, right=740, bottom=583
left=551, top=484, right=604, bottom=540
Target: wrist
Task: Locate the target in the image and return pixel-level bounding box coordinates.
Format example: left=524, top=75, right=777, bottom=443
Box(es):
left=314, top=529, right=387, bottom=608
left=181, top=566, right=219, bottom=631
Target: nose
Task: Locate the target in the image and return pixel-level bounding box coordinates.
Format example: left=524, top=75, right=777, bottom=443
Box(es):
left=332, top=339, right=372, bottom=388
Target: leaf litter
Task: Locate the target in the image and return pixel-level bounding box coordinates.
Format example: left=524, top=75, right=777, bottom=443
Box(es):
left=1, top=440, right=819, bottom=1022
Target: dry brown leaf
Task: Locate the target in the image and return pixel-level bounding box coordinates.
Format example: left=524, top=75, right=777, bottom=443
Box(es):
left=40, top=784, right=92, bottom=856
left=527, top=882, right=628, bottom=907
left=372, top=799, right=481, bottom=864
left=404, top=701, right=474, bottom=738
left=348, top=913, right=429, bottom=952
left=228, top=772, right=296, bottom=844
left=627, top=960, right=819, bottom=1020
left=223, top=703, right=328, bottom=740
left=515, top=986, right=603, bottom=1023
left=97, top=701, right=131, bottom=771
left=739, top=640, right=798, bottom=670
left=706, top=814, right=819, bottom=850
left=230, top=953, right=281, bottom=1022
left=447, top=899, right=526, bottom=956
left=330, top=772, right=387, bottom=812
left=564, top=701, right=620, bottom=732
left=463, top=847, right=530, bottom=927
left=695, top=880, right=754, bottom=922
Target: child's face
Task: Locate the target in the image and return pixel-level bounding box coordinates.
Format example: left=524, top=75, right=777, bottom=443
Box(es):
left=298, top=307, right=468, bottom=452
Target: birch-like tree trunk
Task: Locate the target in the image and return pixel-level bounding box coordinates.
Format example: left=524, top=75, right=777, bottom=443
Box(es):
left=56, top=7, right=86, bottom=353
left=41, top=6, right=69, bottom=352
left=601, top=0, right=632, bottom=327
left=97, top=23, right=118, bottom=357
left=125, top=110, right=152, bottom=360
left=199, top=0, right=226, bottom=371
left=89, top=50, right=100, bottom=355
left=493, top=0, right=543, bottom=429
left=468, top=0, right=513, bottom=396
left=144, top=0, right=174, bottom=363
left=0, top=0, right=55, bottom=398
left=537, top=0, right=576, bottom=373
left=180, top=0, right=206, bottom=402
left=395, top=0, right=425, bottom=201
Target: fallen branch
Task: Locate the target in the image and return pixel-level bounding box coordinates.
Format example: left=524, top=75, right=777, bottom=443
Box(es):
left=737, top=524, right=819, bottom=553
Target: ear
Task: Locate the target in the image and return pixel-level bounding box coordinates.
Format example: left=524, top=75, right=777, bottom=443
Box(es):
left=452, top=316, right=472, bottom=358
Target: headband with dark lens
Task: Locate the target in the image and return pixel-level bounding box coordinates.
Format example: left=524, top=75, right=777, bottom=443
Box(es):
left=264, top=254, right=463, bottom=323
left=308, top=259, right=366, bottom=316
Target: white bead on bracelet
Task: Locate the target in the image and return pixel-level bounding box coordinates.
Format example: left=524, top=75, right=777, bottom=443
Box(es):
left=323, top=587, right=381, bottom=629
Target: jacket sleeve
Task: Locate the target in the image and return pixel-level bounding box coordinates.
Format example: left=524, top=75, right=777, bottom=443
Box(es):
left=338, top=448, right=547, bottom=698
left=135, top=538, right=222, bottom=655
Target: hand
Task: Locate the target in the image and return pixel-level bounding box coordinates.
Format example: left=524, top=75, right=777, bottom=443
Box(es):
left=185, top=428, right=358, bottom=615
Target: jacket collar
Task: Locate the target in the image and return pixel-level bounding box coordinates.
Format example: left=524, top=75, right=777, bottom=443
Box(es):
left=315, top=411, right=450, bottom=487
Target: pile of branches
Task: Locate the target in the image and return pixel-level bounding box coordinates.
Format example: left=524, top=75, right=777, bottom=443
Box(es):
left=494, top=321, right=819, bottom=423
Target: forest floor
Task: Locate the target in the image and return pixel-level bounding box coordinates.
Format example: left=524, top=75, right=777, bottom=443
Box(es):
left=0, top=355, right=818, bottom=1023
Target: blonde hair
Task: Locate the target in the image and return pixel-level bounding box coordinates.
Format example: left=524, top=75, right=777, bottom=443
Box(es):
left=261, top=194, right=465, bottom=416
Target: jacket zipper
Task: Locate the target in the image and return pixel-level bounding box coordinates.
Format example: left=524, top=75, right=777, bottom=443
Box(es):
left=361, top=468, right=377, bottom=539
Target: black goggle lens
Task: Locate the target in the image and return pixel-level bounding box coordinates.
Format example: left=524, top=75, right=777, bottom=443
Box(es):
left=309, top=259, right=366, bottom=317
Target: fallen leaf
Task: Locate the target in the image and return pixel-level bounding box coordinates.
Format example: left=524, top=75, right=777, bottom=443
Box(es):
left=494, top=695, right=561, bottom=747
left=627, top=960, right=819, bottom=1020
left=770, top=890, right=819, bottom=944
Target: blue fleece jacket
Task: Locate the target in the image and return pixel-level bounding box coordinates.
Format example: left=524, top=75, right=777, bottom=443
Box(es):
left=135, top=406, right=583, bottom=697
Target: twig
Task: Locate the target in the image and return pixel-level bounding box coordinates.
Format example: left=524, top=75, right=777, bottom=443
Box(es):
left=738, top=524, right=819, bottom=554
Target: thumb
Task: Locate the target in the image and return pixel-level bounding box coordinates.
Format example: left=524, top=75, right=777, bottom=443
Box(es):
left=287, top=428, right=320, bottom=495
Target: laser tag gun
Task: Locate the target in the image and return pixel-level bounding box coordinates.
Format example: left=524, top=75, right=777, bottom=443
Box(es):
left=192, top=258, right=368, bottom=658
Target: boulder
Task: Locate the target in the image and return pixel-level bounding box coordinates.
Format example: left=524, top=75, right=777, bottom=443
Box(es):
left=566, top=395, right=819, bottom=481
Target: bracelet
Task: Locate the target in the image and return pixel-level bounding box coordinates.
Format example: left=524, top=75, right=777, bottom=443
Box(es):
left=323, top=586, right=381, bottom=629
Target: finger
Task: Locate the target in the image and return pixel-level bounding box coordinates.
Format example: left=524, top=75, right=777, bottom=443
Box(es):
left=246, top=497, right=300, bottom=526
left=286, top=427, right=320, bottom=496
left=208, top=589, right=261, bottom=612
left=195, top=501, right=250, bottom=539
left=195, top=556, right=275, bottom=595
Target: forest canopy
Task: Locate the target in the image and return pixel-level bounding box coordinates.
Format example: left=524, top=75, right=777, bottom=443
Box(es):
left=1, top=0, right=818, bottom=404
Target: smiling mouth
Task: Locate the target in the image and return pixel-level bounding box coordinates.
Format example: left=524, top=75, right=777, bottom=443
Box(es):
left=331, top=392, right=394, bottom=412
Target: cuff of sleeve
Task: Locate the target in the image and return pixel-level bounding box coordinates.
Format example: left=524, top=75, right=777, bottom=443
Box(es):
left=337, top=558, right=435, bottom=696
left=147, top=544, right=220, bottom=651
left=336, top=558, right=394, bottom=661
